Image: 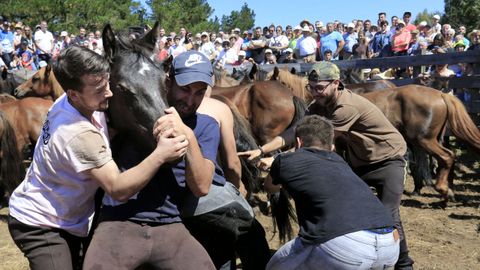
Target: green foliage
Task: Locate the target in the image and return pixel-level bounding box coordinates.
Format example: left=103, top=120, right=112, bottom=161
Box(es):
left=443, top=0, right=480, bottom=32
left=1, top=0, right=144, bottom=34
left=148, top=0, right=219, bottom=34
left=413, top=9, right=442, bottom=26
left=220, top=3, right=255, bottom=33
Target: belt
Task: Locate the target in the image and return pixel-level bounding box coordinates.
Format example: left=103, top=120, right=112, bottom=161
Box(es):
left=365, top=226, right=395, bottom=234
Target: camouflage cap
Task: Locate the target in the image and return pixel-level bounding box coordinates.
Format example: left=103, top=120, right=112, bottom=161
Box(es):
left=308, top=61, right=341, bottom=82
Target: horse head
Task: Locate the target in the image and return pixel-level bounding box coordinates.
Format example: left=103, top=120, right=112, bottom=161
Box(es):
left=14, top=65, right=64, bottom=100
left=103, top=22, right=169, bottom=151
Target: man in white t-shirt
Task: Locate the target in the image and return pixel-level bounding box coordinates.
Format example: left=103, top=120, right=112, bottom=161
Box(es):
left=8, top=46, right=188, bottom=270
left=296, top=25, right=317, bottom=63
left=34, top=21, right=54, bottom=63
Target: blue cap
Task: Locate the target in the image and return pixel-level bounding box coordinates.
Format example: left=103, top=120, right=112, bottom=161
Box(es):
left=172, top=51, right=213, bottom=87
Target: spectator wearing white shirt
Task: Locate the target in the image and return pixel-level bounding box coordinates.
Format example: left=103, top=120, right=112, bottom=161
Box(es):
left=215, top=40, right=237, bottom=68
left=199, top=32, right=216, bottom=62
left=296, top=25, right=317, bottom=63
left=168, top=36, right=187, bottom=58
left=34, top=21, right=54, bottom=63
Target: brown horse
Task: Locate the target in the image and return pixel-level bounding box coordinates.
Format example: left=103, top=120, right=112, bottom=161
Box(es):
left=270, top=67, right=480, bottom=201
left=0, top=67, right=37, bottom=95
left=212, top=81, right=306, bottom=145
left=0, top=93, right=16, bottom=103
left=0, top=111, right=22, bottom=206
left=0, top=97, right=52, bottom=204
left=362, top=86, right=480, bottom=200
left=13, top=65, right=65, bottom=100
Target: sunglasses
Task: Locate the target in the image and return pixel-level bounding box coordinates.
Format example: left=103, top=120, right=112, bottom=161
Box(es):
left=305, top=80, right=334, bottom=93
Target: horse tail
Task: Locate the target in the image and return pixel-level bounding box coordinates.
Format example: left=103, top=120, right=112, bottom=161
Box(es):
left=0, top=111, right=22, bottom=204
left=442, top=93, right=480, bottom=153
left=211, top=95, right=261, bottom=195
left=270, top=188, right=297, bottom=243
left=286, top=96, right=307, bottom=130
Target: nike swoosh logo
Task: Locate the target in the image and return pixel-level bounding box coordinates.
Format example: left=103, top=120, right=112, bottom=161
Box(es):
left=185, top=60, right=206, bottom=67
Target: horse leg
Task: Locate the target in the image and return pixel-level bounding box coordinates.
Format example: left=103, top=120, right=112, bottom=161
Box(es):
left=417, top=138, right=455, bottom=202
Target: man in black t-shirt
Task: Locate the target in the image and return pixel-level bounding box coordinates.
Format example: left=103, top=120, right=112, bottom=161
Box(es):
left=263, top=115, right=400, bottom=270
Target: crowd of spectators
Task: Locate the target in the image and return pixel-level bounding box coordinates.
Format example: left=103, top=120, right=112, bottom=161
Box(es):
left=0, top=18, right=103, bottom=71
left=1, top=11, right=479, bottom=79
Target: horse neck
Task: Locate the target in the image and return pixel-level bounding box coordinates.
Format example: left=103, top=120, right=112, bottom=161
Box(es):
left=277, top=71, right=309, bottom=102
left=50, top=73, right=65, bottom=100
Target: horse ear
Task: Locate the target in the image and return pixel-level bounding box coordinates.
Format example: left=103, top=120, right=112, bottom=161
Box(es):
left=271, top=66, right=279, bottom=81
left=137, top=21, right=160, bottom=54
left=1, top=67, right=7, bottom=80
left=44, top=64, right=52, bottom=82
left=290, top=67, right=297, bottom=74
left=162, top=55, right=174, bottom=75
left=102, top=24, right=117, bottom=63
left=249, top=63, right=257, bottom=80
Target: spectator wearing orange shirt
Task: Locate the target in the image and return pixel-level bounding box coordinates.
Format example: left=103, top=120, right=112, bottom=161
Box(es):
left=391, top=20, right=411, bottom=56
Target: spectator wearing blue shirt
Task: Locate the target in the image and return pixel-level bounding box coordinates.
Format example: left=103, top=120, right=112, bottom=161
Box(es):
left=321, top=22, right=345, bottom=60
left=370, top=20, right=392, bottom=58
left=0, top=20, right=15, bottom=68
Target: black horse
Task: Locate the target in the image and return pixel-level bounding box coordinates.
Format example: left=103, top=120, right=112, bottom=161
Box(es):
left=103, top=22, right=260, bottom=198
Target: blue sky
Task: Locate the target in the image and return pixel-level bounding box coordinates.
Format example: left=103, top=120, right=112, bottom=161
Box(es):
left=139, top=0, right=445, bottom=28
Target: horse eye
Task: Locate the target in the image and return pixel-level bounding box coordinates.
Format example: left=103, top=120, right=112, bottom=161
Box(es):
left=32, top=77, right=40, bottom=83
left=117, top=84, right=135, bottom=95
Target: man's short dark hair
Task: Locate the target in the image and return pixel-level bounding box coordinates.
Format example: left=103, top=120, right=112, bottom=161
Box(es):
left=380, top=21, right=389, bottom=26
left=378, top=12, right=386, bottom=17
left=295, top=115, right=334, bottom=149
left=53, top=45, right=110, bottom=92
left=403, top=12, right=411, bottom=17
left=324, top=49, right=332, bottom=55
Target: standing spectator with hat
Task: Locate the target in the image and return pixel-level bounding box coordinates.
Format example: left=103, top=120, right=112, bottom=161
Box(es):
left=199, top=32, right=216, bottom=62
left=342, top=22, right=358, bottom=60
left=288, top=25, right=302, bottom=58
left=391, top=20, right=411, bottom=56
left=431, top=14, right=442, bottom=35
left=34, top=21, right=54, bottom=64
left=296, top=25, right=317, bottom=63
left=232, top=27, right=244, bottom=53
left=320, top=22, right=345, bottom=60
left=13, top=23, right=24, bottom=50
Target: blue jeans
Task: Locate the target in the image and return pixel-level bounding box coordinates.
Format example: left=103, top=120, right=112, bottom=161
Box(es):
left=267, top=230, right=399, bottom=270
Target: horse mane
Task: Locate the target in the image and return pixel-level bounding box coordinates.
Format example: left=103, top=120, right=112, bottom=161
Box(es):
left=274, top=69, right=310, bottom=102
left=0, top=111, right=22, bottom=204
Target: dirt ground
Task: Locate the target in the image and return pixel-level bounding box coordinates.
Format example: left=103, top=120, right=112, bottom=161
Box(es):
left=1, top=153, right=479, bottom=270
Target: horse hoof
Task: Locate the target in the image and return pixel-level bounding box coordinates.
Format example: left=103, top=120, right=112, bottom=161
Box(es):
left=447, top=189, right=456, bottom=202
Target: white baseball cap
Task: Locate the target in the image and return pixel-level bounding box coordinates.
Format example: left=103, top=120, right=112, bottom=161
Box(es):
left=293, top=25, right=302, bottom=31
left=285, top=48, right=293, bottom=53
left=433, top=14, right=440, bottom=20
left=238, top=50, right=246, bottom=56
left=265, top=49, right=273, bottom=54
left=301, top=25, right=311, bottom=32
left=347, top=22, right=355, bottom=28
